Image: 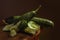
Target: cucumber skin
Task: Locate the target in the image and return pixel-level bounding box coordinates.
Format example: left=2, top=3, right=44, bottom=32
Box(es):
left=18, top=20, right=28, bottom=32
left=4, top=16, right=54, bottom=28
left=4, top=16, right=21, bottom=24
left=4, top=11, right=36, bottom=24
left=31, top=17, right=54, bottom=28
left=20, top=11, right=36, bottom=21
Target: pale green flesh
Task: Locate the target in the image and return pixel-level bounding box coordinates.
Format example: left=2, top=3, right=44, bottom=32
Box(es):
left=25, top=21, right=40, bottom=35
left=10, top=29, right=17, bottom=37
left=3, top=21, right=21, bottom=37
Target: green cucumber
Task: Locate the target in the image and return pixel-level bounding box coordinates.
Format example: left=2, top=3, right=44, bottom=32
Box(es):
left=2, top=24, right=14, bottom=31
left=18, top=20, right=28, bottom=31
left=31, top=17, right=54, bottom=28
left=4, top=16, right=21, bottom=24
left=20, top=5, right=41, bottom=21
left=4, top=5, right=41, bottom=24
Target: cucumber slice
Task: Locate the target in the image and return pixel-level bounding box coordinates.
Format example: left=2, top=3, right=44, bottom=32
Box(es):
left=25, top=21, right=40, bottom=35
left=2, top=24, right=14, bottom=31
left=10, top=29, right=17, bottom=37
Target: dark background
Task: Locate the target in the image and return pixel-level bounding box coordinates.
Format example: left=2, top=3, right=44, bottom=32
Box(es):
left=0, top=0, right=59, bottom=40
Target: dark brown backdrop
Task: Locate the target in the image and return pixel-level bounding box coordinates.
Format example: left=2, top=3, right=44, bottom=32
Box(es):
left=0, top=0, right=59, bottom=40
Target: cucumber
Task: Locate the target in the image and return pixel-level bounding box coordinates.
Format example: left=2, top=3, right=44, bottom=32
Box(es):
left=20, top=11, right=36, bottom=21
left=3, top=16, right=21, bottom=24
left=3, top=5, right=41, bottom=24
left=31, top=17, right=54, bottom=28
left=25, top=21, right=40, bottom=35
left=2, top=24, right=14, bottom=31
left=10, top=29, right=17, bottom=37
left=20, top=5, right=41, bottom=21
left=13, top=16, right=21, bottom=19
left=18, top=20, right=28, bottom=32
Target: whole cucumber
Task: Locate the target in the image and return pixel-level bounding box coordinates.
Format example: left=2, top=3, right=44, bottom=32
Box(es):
left=20, top=11, right=36, bottom=21
left=31, top=17, right=54, bottom=28
left=20, top=5, right=41, bottom=21
left=3, top=16, right=21, bottom=24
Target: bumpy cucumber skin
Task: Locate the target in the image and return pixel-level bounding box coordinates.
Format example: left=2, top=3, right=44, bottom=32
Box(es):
left=18, top=20, right=28, bottom=32
left=4, top=16, right=21, bottom=24
left=31, top=17, right=54, bottom=28
left=5, top=16, right=14, bottom=24
left=20, top=11, right=36, bottom=21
